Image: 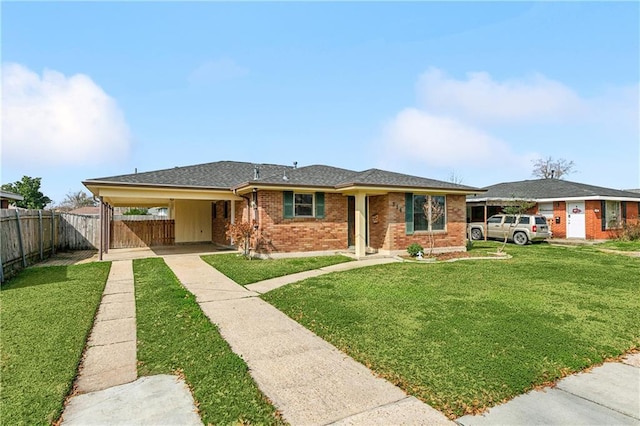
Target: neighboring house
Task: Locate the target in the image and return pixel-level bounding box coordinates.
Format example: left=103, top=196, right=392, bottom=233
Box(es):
left=68, top=206, right=100, bottom=215
left=83, top=161, right=482, bottom=257
left=0, top=190, right=24, bottom=209
left=466, top=179, right=640, bottom=240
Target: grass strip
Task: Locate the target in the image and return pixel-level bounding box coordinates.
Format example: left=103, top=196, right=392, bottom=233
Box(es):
left=1, top=262, right=111, bottom=425
left=201, top=253, right=353, bottom=285
left=263, top=242, right=640, bottom=418
left=133, top=258, right=283, bottom=425
left=595, top=240, right=640, bottom=251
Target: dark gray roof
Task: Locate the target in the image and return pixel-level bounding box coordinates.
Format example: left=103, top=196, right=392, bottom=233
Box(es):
left=84, top=161, right=291, bottom=189
left=467, top=179, right=640, bottom=201
left=338, top=168, right=479, bottom=191
left=239, top=165, right=358, bottom=188
left=85, top=160, right=482, bottom=192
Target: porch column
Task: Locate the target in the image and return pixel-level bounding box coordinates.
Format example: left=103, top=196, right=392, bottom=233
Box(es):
left=354, top=192, right=367, bottom=259
left=484, top=202, right=488, bottom=241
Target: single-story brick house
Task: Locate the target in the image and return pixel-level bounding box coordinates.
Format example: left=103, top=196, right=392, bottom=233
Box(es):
left=83, top=161, right=482, bottom=258
left=466, top=178, right=640, bottom=239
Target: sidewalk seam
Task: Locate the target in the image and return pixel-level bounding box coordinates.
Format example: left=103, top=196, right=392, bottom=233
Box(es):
left=555, top=385, right=640, bottom=420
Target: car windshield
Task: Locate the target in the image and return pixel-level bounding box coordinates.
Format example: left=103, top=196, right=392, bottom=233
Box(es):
left=535, top=217, right=547, bottom=225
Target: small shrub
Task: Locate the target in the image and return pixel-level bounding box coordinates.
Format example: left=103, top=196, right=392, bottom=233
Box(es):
left=613, top=220, right=640, bottom=241
left=407, top=243, right=424, bottom=257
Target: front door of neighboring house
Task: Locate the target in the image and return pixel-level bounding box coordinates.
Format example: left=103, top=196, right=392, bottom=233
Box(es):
left=566, top=201, right=586, bottom=238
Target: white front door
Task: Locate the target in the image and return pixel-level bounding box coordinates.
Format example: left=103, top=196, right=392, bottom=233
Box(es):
left=566, top=201, right=586, bottom=239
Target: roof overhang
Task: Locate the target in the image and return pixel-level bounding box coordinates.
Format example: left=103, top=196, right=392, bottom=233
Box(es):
left=83, top=181, right=243, bottom=207
left=0, top=190, right=24, bottom=201
left=467, top=195, right=640, bottom=204
left=336, top=185, right=484, bottom=196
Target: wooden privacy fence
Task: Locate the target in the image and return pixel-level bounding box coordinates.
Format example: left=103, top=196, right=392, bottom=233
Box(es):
left=1, top=210, right=175, bottom=282
left=110, top=220, right=175, bottom=248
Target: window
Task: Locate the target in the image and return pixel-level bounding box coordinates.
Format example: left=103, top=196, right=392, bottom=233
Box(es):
left=518, top=217, right=530, bottom=225
left=504, top=215, right=516, bottom=224
left=283, top=191, right=325, bottom=218
left=412, top=195, right=446, bottom=232
left=487, top=216, right=502, bottom=224
left=535, top=217, right=547, bottom=225
left=605, top=200, right=621, bottom=229
left=295, top=193, right=314, bottom=217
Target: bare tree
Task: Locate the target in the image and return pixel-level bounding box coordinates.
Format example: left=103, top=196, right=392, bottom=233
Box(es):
left=448, top=170, right=464, bottom=185
left=532, top=157, right=575, bottom=179
left=57, top=190, right=96, bottom=211
left=422, top=197, right=446, bottom=257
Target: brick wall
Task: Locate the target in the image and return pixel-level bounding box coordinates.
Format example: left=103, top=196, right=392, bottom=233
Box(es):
left=551, top=201, right=567, bottom=238
left=381, top=193, right=466, bottom=253
left=368, top=195, right=389, bottom=250
left=250, top=191, right=348, bottom=253
left=241, top=190, right=468, bottom=254
left=211, top=201, right=232, bottom=244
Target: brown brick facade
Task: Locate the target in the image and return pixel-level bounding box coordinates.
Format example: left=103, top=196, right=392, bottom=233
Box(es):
left=379, top=193, right=467, bottom=253
left=542, top=200, right=640, bottom=240
left=248, top=191, right=349, bottom=254
left=238, top=190, right=467, bottom=254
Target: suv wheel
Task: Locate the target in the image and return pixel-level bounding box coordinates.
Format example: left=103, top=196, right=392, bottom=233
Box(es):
left=513, top=231, right=528, bottom=245
left=470, top=228, right=483, bottom=240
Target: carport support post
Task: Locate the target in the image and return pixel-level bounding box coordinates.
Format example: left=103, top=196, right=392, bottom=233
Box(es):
left=99, top=196, right=104, bottom=261
left=484, top=202, right=488, bottom=241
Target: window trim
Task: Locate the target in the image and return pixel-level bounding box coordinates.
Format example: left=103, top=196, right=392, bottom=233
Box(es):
left=412, top=194, right=447, bottom=233
left=294, top=192, right=315, bottom=218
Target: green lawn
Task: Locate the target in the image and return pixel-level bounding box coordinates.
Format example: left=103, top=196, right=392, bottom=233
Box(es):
left=133, top=258, right=284, bottom=425
left=595, top=240, right=640, bottom=251
left=1, top=263, right=111, bottom=425
left=262, top=242, right=640, bottom=418
left=201, top=253, right=353, bottom=285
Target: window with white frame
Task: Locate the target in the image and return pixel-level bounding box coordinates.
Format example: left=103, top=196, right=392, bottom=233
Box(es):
left=294, top=193, right=314, bottom=217
left=413, top=195, right=446, bottom=231
left=605, top=200, right=621, bottom=229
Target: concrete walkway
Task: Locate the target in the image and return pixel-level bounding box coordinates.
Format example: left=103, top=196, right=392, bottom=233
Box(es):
left=62, top=260, right=201, bottom=425
left=457, top=353, right=640, bottom=425
left=164, top=255, right=452, bottom=426
left=74, top=260, right=137, bottom=394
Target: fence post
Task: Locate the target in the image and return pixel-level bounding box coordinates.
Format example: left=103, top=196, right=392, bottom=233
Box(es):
left=51, top=210, right=56, bottom=254
left=38, top=210, right=44, bottom=260
left=15, top=209, right=27, bottom=268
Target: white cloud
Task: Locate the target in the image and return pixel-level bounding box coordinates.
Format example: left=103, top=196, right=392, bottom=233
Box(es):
left=1, top=63, right=130, bottom=167
left=188, top=58, right=248, bottom=85
left=382, top=108, right=532, bottom=169
left=417, top=68, right=586, bottom=123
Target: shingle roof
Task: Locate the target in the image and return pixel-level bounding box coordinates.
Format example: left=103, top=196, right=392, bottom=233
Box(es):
left=84, top=161, right=291, bottom=189
left=338, top=168, right=479, bottom=191
left=467, top=179, right=640, bottom=201
left=85, top=161, right=482, bottom=192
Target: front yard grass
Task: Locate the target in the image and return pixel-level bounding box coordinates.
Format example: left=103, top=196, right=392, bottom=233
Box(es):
left=133, top=258, right=284, bottom=425
left=200, top=253, right=353, bottom=285
left=1, top=263, right=111, bottom=425
left=596, top=239, right=640, bottom=251
left=262, top=242, right=640, bottom=418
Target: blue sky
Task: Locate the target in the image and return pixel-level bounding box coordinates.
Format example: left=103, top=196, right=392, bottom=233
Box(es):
left=2, top=2, right=639, bottom=205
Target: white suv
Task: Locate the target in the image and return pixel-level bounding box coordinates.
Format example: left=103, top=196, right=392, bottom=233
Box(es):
left=468, top=214, right=551, bottom=245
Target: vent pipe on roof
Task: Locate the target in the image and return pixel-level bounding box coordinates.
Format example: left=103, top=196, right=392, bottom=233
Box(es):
left=283, top=170, right=289, bottom=181
left=254, top=165, right=260, bottom=180
left=293, top=161, right=298, bottom=169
